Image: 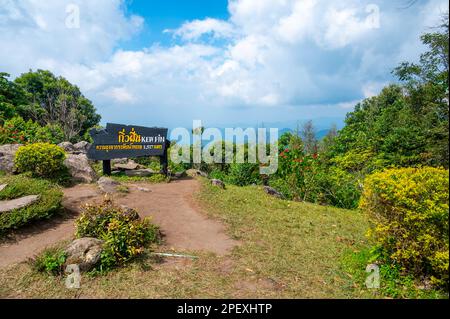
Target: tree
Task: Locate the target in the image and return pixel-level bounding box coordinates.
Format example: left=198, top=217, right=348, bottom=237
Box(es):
left=300, top=120, right=317, bottom=154
left=13, top=69, right=101, bottom=141
left=0, top=73, right=27, bottom=124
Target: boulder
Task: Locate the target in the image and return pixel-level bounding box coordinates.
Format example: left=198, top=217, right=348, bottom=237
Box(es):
left=136, top=186, right=151, bottom=192
left=112, top=158, right=128, bottom=165
left=57, top=142, right=75, bottom=153
left=73, top=141, right=91, bottom=154
left=0, top=195, right=40, bottom=213
left=0, top=144, right=21, bottom=174
left=114, top=160, right=139, bottom=171
left=211, top=179, right=225, bottom=189
left=263, top=186, right=283, bottom=199
left=0, top=184, right=7, bottom=192
left=124, top=169, right=155, bottom=177
left=64, top=153, right=97, bottom=183
left=97, top=176, right=120, bottom=193
left=186, top=169, right=207, bottom=178
left=65, top=237, right=103, bottom=271
left=173, top=171, right=186, bottom=179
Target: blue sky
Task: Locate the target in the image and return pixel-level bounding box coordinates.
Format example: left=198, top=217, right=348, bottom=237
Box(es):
left=0, top=0, right=448, bottom=131
left=122, top=0, right=230, bottom=50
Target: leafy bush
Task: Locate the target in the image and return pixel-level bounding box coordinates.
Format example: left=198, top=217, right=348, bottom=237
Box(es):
left=0, top=116, right=64, bottom=144
left=0, top=175, right=63, bottom=234
left=75, top=198, right=160, bottom=271
left=32, top=247, right=67, bottom=275
left=268, top=177, right=294, bottom=200
left=208, top=169, right=228, bottom=181
left=360, top=167, right=449, bottom=288
left=318, top=167, right=362, bottom=209
left=15, top=143, right=66, bottom=178
left=227, top=162, right=261, bottom=186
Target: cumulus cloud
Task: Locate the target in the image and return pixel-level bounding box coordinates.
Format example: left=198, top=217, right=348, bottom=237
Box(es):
left=0, top=0, right=448, bottom=127
left=166, top=18, right=236, bottom=41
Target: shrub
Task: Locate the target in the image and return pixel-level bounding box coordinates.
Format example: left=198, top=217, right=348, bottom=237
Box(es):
left=75, top=198, right=160, bottom=271
left=208, top=169, right=227, bottom=181
left=0, top=175, right=63, bottom=234
left=32, top=247, right=67, bottom=275
left=15, top=143, right=66, bottom=178
left=0, top=116, right=64, bottom=144
left=227, top=163, right=261, bottom=186
left=268, top=177, right=294, bottom=200
left=318, top=167, right=362, bottom=209
left=360, top=167, right=449, bottom=288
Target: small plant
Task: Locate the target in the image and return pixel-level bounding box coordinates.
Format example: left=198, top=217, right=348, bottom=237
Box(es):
left=32, top=247, right=67, bottom=275
left=75, top=198, right=160, bottom=271
left=15, top=143, right=66, bottom=178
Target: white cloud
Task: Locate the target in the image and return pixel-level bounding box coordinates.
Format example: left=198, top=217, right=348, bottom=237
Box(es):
left=167, top=17, right=236, bottom=41
left=105, top=87, right=135, bottom=103
left=0, top=0, right=448, bottom=127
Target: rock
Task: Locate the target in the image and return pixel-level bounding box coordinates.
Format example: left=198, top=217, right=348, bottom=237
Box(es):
left=57, top=142, right=75, bottom=153
left=136, top=186, right=151, bottom=192
left=211, top=179, right=225, bottom=189
left=0, top=195, right=40, bottom=213
left=97, top=176, right=120, bottom=193
left=174, top=171, right=186, bottom=178
left=72, top=141, right=91, bottom=154
left=64, top=238, right=104, bottom=271
left=124, top=169, right=155, bottom=177
left=186, top=169, right=207, bottom=178
left=64, top=153, right=97, bottom=183
left=263, top=186, right=283, bottom=199
left=0, top=144, right=21, bottom=173
left=112, top=158, right=128, bottom=165
left=120, top=205, right=140, bottom=220
left=114, top=160, right=139, bottom=171
left=0, top=184, right=7, bottom=192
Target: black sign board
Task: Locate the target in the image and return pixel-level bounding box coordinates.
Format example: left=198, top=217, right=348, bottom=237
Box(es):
left=87, top=123, right=170, bottom=175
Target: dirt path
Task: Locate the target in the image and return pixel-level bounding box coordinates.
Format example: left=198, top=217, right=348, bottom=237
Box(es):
left=0, top=178, right=237, bottom=268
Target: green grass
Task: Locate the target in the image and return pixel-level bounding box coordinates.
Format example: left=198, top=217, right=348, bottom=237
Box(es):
left=341, top=248, right=448, bottom=299
left=109, top=172, right=169, bottom=183
left=0, top=174, right=63, bottom=235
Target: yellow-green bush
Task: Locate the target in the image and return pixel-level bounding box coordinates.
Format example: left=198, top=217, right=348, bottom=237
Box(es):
left=360, top=167, right=449, bottom=288
left=15, top=143, right=66, bottom=178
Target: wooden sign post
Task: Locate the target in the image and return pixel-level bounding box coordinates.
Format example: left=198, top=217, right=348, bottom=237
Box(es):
left=87, top=123, right=170, bottom=176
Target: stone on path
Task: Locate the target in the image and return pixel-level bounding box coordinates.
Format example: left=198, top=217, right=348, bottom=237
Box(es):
left=65, top=237, right=104, bottom=271
left=0, top=195, right=40, bottom=213
left=97, top=176, right=121, bottom=193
